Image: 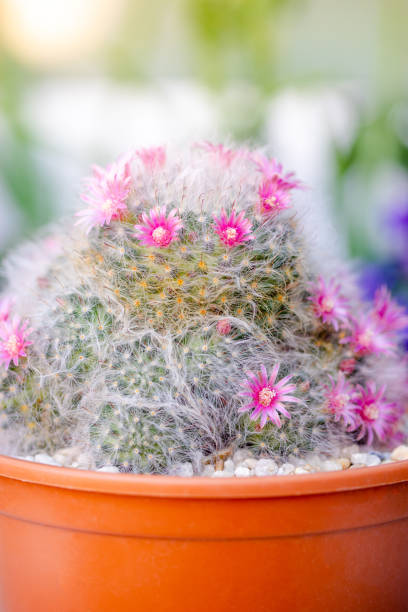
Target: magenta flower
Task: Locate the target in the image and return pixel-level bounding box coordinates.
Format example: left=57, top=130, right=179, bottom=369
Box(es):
left=353, top=382, right=401, bottom=445
left=134, top=206, right=183, bottom=248
left=308, top=276, right=349, bottom=331
left=0, top=298, right=12, bottom=323
left=0, top=316, right=33, bottom=369
left=257, top=178, right=293, bottom=217
left=339, top=358, right=356, bottom=375
left=136, top=146, right=166, bottom=171
left=340, top=317, right=394, bottom=356
left=213, top=209, right=254, bottom=248
left=239, top=363, right=302, bottom=428
left=323, top=373, right=359, bottom=431
left=216, top=319, right=231, bottom=335
left=75, top=159, right=132, bottom=233
left=251, top=153, right=302, bottom=190
left=371, top=286, right=408, bottom=334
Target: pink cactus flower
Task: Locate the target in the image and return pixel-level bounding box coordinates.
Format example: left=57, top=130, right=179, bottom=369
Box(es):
left=0, top=316, right=32, bottom=369
left=198, top=142, right=243, bottom=167
left=309, top=276, right=349, bottom=331
left=257, top=177, right=293, bottom=217
left=340, top=317, right=394, bottom=356
left=213, top=209, right=254, bottom=248
left=136, top=146, right=166, bottom=170
left=251, top=153, right=302, bottom=190
left=0, top=298, right=12, bottom=323
left=339, top=358, right=357, bottom=375
left=239, top=363, right=302, bottom=428
left=216, top=319, right=231, bottom=335
left=371, top=286, right=408, bottom=334
left=134, top=206, right=183, bottom=248
left=323, top=372, right=359, bottom=431
left=353, top=382, right=401, bottom=445
left=75, top=159, right=132, bottom=233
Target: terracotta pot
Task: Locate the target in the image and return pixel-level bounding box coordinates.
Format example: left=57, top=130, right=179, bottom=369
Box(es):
left=0, top=455, right=407, bottom=612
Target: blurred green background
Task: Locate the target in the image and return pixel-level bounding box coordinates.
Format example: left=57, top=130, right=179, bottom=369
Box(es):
left=1, top=0, right=408, bottom=296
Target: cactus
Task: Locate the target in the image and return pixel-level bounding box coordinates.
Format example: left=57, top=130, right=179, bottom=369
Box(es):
left=0, top=144, right=407, bottom=474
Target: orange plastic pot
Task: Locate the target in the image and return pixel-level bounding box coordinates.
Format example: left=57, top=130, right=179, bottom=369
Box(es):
left=0, top=456, right=407, bottom=612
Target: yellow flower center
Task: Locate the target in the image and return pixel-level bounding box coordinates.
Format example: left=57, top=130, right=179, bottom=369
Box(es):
left=152, top=226, right=170, bottom=246
left=5, top=334, right=18, bottom=355
left=258, top=386, right=277, bottom=407
left=335, top=393, right=348, bottom=408
left=322, top=297, right=334, bottom=312
left=152, top=226, right=166, bottom=240
left=358, top=329, right=373, bottom=347
left=364, top=403, right=379, bottom=421
left=101, top=198, right=114, bottom=213
left=225, top=227, right=238, bottom=241
left=266, top=196, right=278, bottom=208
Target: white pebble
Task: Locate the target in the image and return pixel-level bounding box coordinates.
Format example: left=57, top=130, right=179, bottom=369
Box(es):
left=97, top=466, right=119, bottom=473
left=337, top=457, right=351, bottom=470
left=390, top=445, right=408, bottom=462
left=341, top=444, right=360, bottom=459
left=212, top=469, right=232, bottom=478
left=303, top=463, right=316, bottom=472
left=303, top=455, right=323, bottom=470
left=223, top=459, right=235, bottom=473
left=53, top=446, right=81, bottom=467
left=366, top=454, right=381, bottom=467
left=241, top=457, right=258, bottom=470
left=277, top=463, right=295, bottom=476
left=351, top=453, right=380, bottom=467
left=295, top=466, right=310, bottom=474
left=170, top=462, right=194, bottom=477
left=234, top=465, right=251, bottom=478
left=321, top=460, right=342, bottom=472
left=201, top=465, right=215, bottom=477
left=14, top=455, right=34, bottom=462
left=34, top=453, right=58, bottom=466
left=72, top=453, right=92, bottom=470
left=233, top=449, right=253, bottom=465
left=254, top=459, right=277, bottom=477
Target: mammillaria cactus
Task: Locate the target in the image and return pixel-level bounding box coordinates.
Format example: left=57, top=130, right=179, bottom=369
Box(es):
left=0, top=144, right=407, bottom=474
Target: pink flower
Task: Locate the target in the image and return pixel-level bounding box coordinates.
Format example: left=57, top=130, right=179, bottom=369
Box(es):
left=216, top=319, right=231, bottom=335
left=371, top=286, right=408, bottom=334
left=257, top=177, right=293, bottom=217
left=323, top=372, right=359, bottom=431
left=134, top=206, right=183, bottom=248
left=75, top=159, right=132, bottom=233
left=353, top=382, right=401, bottom=445
left=253, top=153, right=303, bottom=217
left=309, top=276, right=349, bottom=331
left=251, top=153, right=302, bottom=190
left=0, top=298, right=12, bottom=323
left=198, top=142, right=242, bottom=167
left=0, top=316, right=32, bottom=369
left=339, top=358, right=357, bottom=375
left=136, top=146, right=166, bottom=170
left=340, top=317, right=394, bottom=356
left=239, top=363, right=302, bottom=428
left=213, top=209, right=254, bottom=248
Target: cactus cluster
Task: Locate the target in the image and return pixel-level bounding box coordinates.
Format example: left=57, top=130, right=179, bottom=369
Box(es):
left=0, top=144, right=407, bottom=474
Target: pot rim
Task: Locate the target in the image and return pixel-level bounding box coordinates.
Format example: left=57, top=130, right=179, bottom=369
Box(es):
left=1, top=454, right=408, bottom=499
